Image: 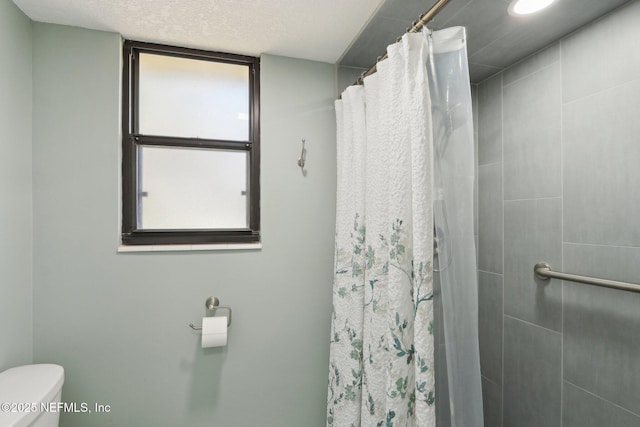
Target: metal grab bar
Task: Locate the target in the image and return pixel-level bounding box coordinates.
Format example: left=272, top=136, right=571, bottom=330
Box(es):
left=534, top=262, right=640, bottom=293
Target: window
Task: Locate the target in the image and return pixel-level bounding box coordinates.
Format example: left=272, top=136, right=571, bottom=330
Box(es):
left=121, top=40, right=260, bottom=246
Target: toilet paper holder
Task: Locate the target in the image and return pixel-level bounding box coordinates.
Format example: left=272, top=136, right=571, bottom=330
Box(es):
left=189, top=296, right=232, bottom=330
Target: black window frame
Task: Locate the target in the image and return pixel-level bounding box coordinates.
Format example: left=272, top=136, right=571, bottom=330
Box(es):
left=121, top=40, right=260, bottom=246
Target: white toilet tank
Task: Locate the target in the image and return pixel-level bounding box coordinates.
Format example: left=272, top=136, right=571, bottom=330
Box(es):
left=0, top=364, right=64, bottom=427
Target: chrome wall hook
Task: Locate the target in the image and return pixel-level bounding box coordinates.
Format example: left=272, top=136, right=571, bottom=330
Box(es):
left=297, top=139, right=306, bottom=169
left=189, top=296, right=232, bottom=330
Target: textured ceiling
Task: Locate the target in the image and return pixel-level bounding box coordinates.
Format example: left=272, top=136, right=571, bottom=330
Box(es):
left=340, top=0, right=632, bottom=83
left=12, top=0, right=633, bottom=83
left=12, top=0, right=384, bottom=63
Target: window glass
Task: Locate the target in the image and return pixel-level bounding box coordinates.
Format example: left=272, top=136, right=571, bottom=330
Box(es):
left=138, top=146, right=249, bottom=230
left=138, top=53, right=250, bottom=141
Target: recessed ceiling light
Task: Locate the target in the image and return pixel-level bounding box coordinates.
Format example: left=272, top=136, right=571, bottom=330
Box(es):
left=508, top=0, right=557, bottom=16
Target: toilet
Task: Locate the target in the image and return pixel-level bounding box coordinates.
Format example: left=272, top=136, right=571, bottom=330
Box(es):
left=0, top=364, right=64, bottom=427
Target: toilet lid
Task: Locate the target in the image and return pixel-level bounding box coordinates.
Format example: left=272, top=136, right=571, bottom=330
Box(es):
left=0, top=364, right=64, bottom=427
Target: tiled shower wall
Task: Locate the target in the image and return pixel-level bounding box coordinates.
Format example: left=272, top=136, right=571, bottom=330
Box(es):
left=476, top=1, right=640, bottom=426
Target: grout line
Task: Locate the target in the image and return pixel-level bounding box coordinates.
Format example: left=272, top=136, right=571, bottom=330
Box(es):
left=503, top=314, right=562, bottom=336
left=564, top=380, right=640, bottom=419
left=500, top=70, right=505, bottom=427
left=477, top=269, right=503, bottom=277
left=503, top=196, right=561, bottom=203
left=562, top=74, right=640, bottom=106
left=481, top=374, right=500, bottom=388
left=474, top=83, right=479, bottom=270
left=502, top=58, right=561, bottom=89
left=559, top=38, right=565, bottom=427
left=563, top=241, right=640, bottom=250
left=478, top=160, right=502, bottom=168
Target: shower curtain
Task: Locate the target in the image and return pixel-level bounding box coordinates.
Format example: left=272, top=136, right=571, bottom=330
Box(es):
left=327, top=27, right=483, bottom=427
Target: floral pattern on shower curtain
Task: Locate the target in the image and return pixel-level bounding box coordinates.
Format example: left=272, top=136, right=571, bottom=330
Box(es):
left=327, top=32, right=435, bottom=427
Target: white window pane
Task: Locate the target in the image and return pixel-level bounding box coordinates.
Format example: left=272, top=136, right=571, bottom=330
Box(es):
left=139, top=53, right=249, bottom=141
left=138, top=146, right=248, bottom=229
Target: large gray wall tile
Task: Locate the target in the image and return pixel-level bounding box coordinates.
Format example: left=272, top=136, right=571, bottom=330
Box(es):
left=337, top=66, right=365, bottom=95
left=473, top=85, right=479, bottom=238
left=563, top=244, right=640, bottom=415
left=433, top=272, right=444, bottom=348
left=563, top=78, right=640, bottom=247
left=563, top=382, right=640, bottom=427
left=339, top=14, right=407, bottom=68
left=482, top=376, right=502, bottom=427
left=503, top=63, right=561, bottom=200
left=472, top=84, right=478, bottom=139
left=478, top=163, right=503, bottom=274
left=503, top=316, right=561, bottom=427
left=435, top=343, right=451, bottom=427
left=478, top=272, right=502, bottom=384
left=504, top=198, right=562, bottom=331
left=474, top=4, right=640, bottom=426
left=439, top=0, right=519, bottom=55
left=477, top=73, right=502, bottom=165
left=471, top=63, right=503, bottom=84
left=502, top=43, right=559, bottom=87
left=564, top=243, right=640, bottom=285
left=562, top=0, right=640, bottom=103
left=468, top=0, right=628, bottom=73
left=434, top=273, right=450, bottom=427
left=425, top=0, right=473, bottom=29
left=379, top=0, right=470, bottom=24
left=472, top=23, right=559, bottom=71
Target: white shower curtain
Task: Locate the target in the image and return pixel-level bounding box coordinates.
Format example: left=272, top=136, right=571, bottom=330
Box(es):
left=327, top=27, right=483, bottom=427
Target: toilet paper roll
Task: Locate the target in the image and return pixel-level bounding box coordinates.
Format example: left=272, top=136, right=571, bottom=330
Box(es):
left=201, top=316, right=228, bottom=348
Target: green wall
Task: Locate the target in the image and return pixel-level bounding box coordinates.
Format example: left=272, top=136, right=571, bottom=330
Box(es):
left=32, top=23, right=336, bottom=426
left=0, top=0, right=33, bottom=370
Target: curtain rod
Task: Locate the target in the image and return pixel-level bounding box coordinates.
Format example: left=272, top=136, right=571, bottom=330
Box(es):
left=353, top=0, right=451, bottom=86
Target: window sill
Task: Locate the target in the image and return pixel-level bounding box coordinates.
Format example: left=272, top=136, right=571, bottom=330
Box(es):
left=117, top=242, right=262, bottom=253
